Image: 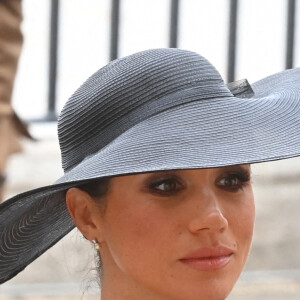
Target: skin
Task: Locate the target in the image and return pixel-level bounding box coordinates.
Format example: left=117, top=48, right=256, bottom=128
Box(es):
left=67, top=165, right=255, bottom=300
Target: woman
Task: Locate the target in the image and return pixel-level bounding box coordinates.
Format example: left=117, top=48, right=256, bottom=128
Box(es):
left=0, top=48, right=299, bottom=299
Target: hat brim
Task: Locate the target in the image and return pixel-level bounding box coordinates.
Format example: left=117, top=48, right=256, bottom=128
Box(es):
left=1, top=67, right=300, bottom=284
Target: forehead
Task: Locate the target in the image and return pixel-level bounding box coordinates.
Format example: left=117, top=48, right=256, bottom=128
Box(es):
left=110, top=165, right=251, bottom=184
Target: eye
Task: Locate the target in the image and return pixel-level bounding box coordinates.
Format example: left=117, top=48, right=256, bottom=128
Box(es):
left=148, top=177, right=183, bottom=195
left=217, top=171, right=250, bottom=192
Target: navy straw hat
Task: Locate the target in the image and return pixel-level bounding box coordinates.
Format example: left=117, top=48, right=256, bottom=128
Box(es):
left=1, top=48, right=300, bottom=283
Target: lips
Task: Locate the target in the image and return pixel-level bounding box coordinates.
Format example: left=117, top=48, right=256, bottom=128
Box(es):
left=180, top=246, right=234, bottom=271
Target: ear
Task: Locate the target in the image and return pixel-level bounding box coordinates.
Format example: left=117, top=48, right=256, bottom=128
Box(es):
left=66, top=187, right=104, bottom=242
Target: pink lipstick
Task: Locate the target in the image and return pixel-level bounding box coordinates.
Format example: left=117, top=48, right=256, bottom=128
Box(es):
left=180, top=246, right=234, bottom=271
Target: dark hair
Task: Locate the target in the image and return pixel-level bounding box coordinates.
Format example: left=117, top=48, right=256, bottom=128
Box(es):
left=76, top=177, right=112, bottom=199
left=76, top=176, right=112, bottom=282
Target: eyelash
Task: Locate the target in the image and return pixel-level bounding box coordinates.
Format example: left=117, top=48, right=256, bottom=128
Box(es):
left=147, top=170, right=251, bottom=195
left=148, top=176, right=183, bottom=196
left=216, top=171, right=251, bottom=192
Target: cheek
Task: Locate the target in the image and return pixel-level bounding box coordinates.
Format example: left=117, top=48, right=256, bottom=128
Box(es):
left=102, top=198, right=175, bottom=272
left=228, top=190, right=255, bottom=261
left=240, top=194, right=255, bottom=239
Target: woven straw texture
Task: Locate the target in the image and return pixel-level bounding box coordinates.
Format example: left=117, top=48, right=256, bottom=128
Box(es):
left=0, top=48, right=300, bottom=284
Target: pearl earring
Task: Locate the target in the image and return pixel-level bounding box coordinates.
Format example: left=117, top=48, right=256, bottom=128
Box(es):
left=92, top=239, right=100, bottom=251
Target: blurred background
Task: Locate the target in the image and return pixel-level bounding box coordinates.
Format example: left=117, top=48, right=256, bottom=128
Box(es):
left=1, top=0, right=300, bottom=299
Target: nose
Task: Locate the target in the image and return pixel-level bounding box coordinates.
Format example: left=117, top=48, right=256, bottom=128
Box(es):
left=187, top=194, right=229, bottom=234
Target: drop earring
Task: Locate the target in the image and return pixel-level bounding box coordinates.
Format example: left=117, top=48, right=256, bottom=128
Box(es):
left=92, top=239, right=100, bottom=251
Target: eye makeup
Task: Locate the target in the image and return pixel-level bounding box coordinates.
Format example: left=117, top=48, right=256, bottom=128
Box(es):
left=215, top=166, right=251, bottom=192
left=140, top=166, right=251, bottom=197
left=142, top=171, right=186, bottom=197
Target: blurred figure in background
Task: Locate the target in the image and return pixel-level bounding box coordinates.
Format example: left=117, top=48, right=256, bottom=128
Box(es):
left=0, top=0, right=31, bottom=202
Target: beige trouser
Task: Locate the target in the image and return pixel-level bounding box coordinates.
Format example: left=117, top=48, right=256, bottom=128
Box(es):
left=0, top=0, right=27, bottom=202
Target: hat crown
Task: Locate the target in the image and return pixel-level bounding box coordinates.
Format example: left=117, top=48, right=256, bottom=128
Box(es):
left=58, top=48, right=229, bottom=172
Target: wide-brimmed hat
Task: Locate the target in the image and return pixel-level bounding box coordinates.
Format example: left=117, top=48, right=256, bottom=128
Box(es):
left=0, top=48, right=300, bottom=284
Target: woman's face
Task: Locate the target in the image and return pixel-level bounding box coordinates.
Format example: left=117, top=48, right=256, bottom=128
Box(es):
left=84, top=165, right=255, bottom=300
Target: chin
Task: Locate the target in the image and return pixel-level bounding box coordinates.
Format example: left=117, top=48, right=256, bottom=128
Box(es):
left=174, top=267, right=241, bottom=300
left=196, top=285, right=234, bottom=300
left=163, top=289, right=233, bottom=300
left=157, top=276, right=237, bottom=300
left=188, top=283, right=234, bottom=300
